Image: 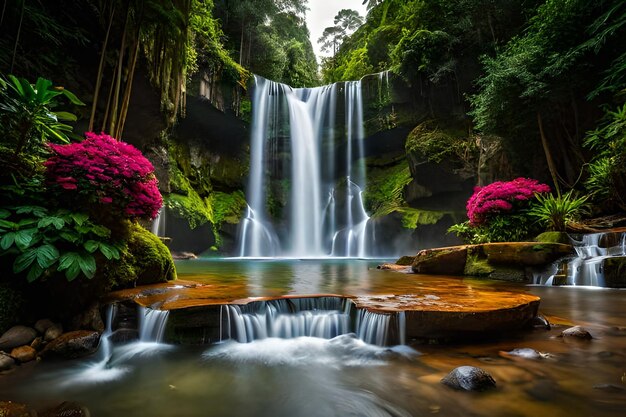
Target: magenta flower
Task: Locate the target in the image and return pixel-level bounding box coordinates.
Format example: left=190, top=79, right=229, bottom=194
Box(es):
left=466, top=177, right=550, bottom=225
left=45, top=132, right=162, bottom=220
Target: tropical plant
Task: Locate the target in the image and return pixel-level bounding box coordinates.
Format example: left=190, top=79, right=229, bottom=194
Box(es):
left=528, top=191, right=589, bottom=232
left=0, top=75, right=84, bottom=155
left=583, top=103, right=626, bottom=211
left=44, top=132, right=163, bottom=220
left=0, top=205, right=121, bottom=282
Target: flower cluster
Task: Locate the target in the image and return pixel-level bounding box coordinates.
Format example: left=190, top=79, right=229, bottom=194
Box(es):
left=467, top=177, right=550, bottom=225
left=45, top=132, right=162, bottom=220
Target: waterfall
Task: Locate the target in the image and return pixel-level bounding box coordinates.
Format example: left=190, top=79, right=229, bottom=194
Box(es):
left=536, top=231, right=626, bottom=286
left=239, top=76, right=370, bottom=258
left=138, top=307, right=170, bottom=342
left=220, top=297, right=405, bottom=346
left=151, top=210, right=166, bottom=237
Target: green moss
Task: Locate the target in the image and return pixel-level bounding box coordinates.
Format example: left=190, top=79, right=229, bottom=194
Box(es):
left=127, top=223, right=176, bottom=285
left=405, top=121, right=476, bottom=164
left=209, top=190, right=247, bottom=225
left=395, top=255, right=415, bottom=266
left=464, top=247, right=495, bottom=277
left=398, top=208, right=446, bottom=228
left=535, top=231, right=570, bottom=244
left=364, top=161, right=412, bottom=218
left=164, top=192, right=212, bottom=229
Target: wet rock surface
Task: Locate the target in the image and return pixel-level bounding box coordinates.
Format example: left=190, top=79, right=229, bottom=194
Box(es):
left=0, top=352, right=16, bottom=371
left=0, top=326, right=37, bottom=351
left=0, top=401, right=31, bottom=417
left=40, top=330, right=100, bottom=359
left=10, top=346, right=37, bottom=363
left=441, top=366, right=497, bottom=391
left=39, top=401, right=90, bottom=417
left=561, top=326, right=593, bottom=340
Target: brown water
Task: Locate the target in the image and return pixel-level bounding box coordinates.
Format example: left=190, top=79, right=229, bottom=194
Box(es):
left=0, top=259, right=624, bottom=417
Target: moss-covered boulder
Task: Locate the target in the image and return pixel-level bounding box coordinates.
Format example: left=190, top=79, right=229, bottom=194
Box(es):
left=411, top=242, right=574, bottom=282
left=120, top=223, right=176, bottom=286
left=536, top=231, right=571, bottom=244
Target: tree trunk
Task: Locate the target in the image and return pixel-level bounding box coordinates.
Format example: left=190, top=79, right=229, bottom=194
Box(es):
left=537, top=112, right=561, bottom=197
left=108, top=4, right=130, bottom=136
left=89, top=4, right=115, bottom=132
left=239, top=19, right=245, bottom=66
left=116, top=33, right=141, bottom=139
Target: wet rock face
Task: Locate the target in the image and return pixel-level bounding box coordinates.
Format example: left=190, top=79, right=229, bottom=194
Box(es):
left=561, top=326, right=593, bottom=340
left=40, top=330, right=100, bottom=359
left=0, top=352, right=16, bottom=371
left=10, top=345, right=37, bottom=363
left=0, top=326, right=37, bottom=351
left=441, top=366, right=497, bottom=391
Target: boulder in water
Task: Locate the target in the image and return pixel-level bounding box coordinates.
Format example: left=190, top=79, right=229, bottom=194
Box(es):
left=0, top=352, right=16, bottom=371
left=0, top=326, right=37, bottom=351
left=44, top=323, right=63, bottom=342
left=560, top=326, right=593, bottom=340
left=40, top=330, right=100, bottom=359
left=441, top=366, right=496, bottom=391
left=10, top=345, right=37, bottom=363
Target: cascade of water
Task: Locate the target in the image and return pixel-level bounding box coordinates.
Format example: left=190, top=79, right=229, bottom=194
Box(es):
left=151, top=210, right=166, bottom=237
left=138, top=307, right=170, bottom=342
left=221, top=298, right=352, bottom=343
left=537, top=231, right=626, bottom=286
left=355, top=310, right=391, bottom=346
left=239, top=76, right=370, bottom=257
left=97, top=304, right=116, bottom=361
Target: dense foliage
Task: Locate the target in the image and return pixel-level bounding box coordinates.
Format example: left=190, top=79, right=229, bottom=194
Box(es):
left=45, top=132, right=162, bottom=220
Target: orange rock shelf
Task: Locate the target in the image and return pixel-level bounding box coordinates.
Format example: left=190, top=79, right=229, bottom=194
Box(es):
left=107, top=276, right=540, bottom=340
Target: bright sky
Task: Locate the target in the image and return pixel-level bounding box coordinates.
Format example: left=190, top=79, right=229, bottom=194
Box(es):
left=306, top=0, right=369, bottom=61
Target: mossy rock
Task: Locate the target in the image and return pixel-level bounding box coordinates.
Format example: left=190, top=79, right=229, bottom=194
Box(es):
left=126, top=223, right=176, bottom=285
left=482, top=242, right=574, bottom=266
left=535, top=232, right=570, bottom=245
left=463, top=246, right=494, bottom=277
left=395, top=255, right=415, bottom=266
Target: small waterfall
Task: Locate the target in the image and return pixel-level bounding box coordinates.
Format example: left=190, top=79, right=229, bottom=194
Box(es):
left=537, top=231, right=626, bottom=286
left=97, top=304, right=116, bottom=361
left=151, top=210, right=166, bottom=237
left=238, top=76, right=371, bottom=258
left=138, top=307, right=170, bottom=342
left=220, top=297, right=406, bottom=346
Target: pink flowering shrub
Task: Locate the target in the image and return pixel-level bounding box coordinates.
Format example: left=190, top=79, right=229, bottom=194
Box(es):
left=44, top=132, right=162, bottom=220
left=467, top=178, right=550, bottom=225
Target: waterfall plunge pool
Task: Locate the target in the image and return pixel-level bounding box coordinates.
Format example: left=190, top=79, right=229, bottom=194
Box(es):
left=0, top=259, right=625, bottom=417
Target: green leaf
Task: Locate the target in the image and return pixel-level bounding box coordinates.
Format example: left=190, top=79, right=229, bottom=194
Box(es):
left=60, top=88, right=86, bottom=106
left=78, top=253, right=96, bottom=279
left=17, top=218, right=37, bottom=228
left=90, top=225, right=111, bottom=238
left=0, top=219, right=18, bottom=230
left=0, top=209, right=10, bottom=219
left=35, top=78, right=53, bottom=101
left=26, top=264, right=44, bottom=283
left=14, top=228, right=37, bottom=249
left=59, top=231, right=79, bottom=243
left=58, top=252, right=81, bottom=281
left=38, top=216, right=65, bottom=230
left=15, top=206, right=47, bottom=217
left=99, top=243, right=120, bottom=260
left=0, top=232, right=16, bottom=250
left=53, top=111, right=77, bottom=121
left=84, top=240, right=99, bottom=253
left=35, top=244, right=60, bottom=269
left=69, top=212, right=88, bottom=226
left=13, top=249, right=38, bottom=273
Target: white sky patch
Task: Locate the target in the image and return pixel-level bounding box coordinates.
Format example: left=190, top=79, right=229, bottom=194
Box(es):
left=306, top=0, right=369, bottom=62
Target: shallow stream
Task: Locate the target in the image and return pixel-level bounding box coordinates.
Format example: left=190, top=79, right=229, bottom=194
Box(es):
left=0, top=259, right=624, bottom=416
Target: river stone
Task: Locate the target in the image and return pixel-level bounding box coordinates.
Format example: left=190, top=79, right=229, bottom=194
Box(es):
left=40, top=330, right=100, bottom=359
left=504, top=348, right=542, bottom=359
left=0, top=325, right=37, bottom=351
left=30, top=337, right=43, bottom=350
left=71, top=303, right=105, bottom=333
left=0, top=352, right=15, bottom=371
left=0, top=401, right=31, bottom=417
left=561, top=326, right=593, bottom=340
left=44, top=323, right=64, bottom=342
left=34, top=318, right=56, bottom=334
left=11, top=345, right=37, bottom=363
left=39, top=401, right=90, bottom=417
left=441, top=366, right=496, bottom=391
